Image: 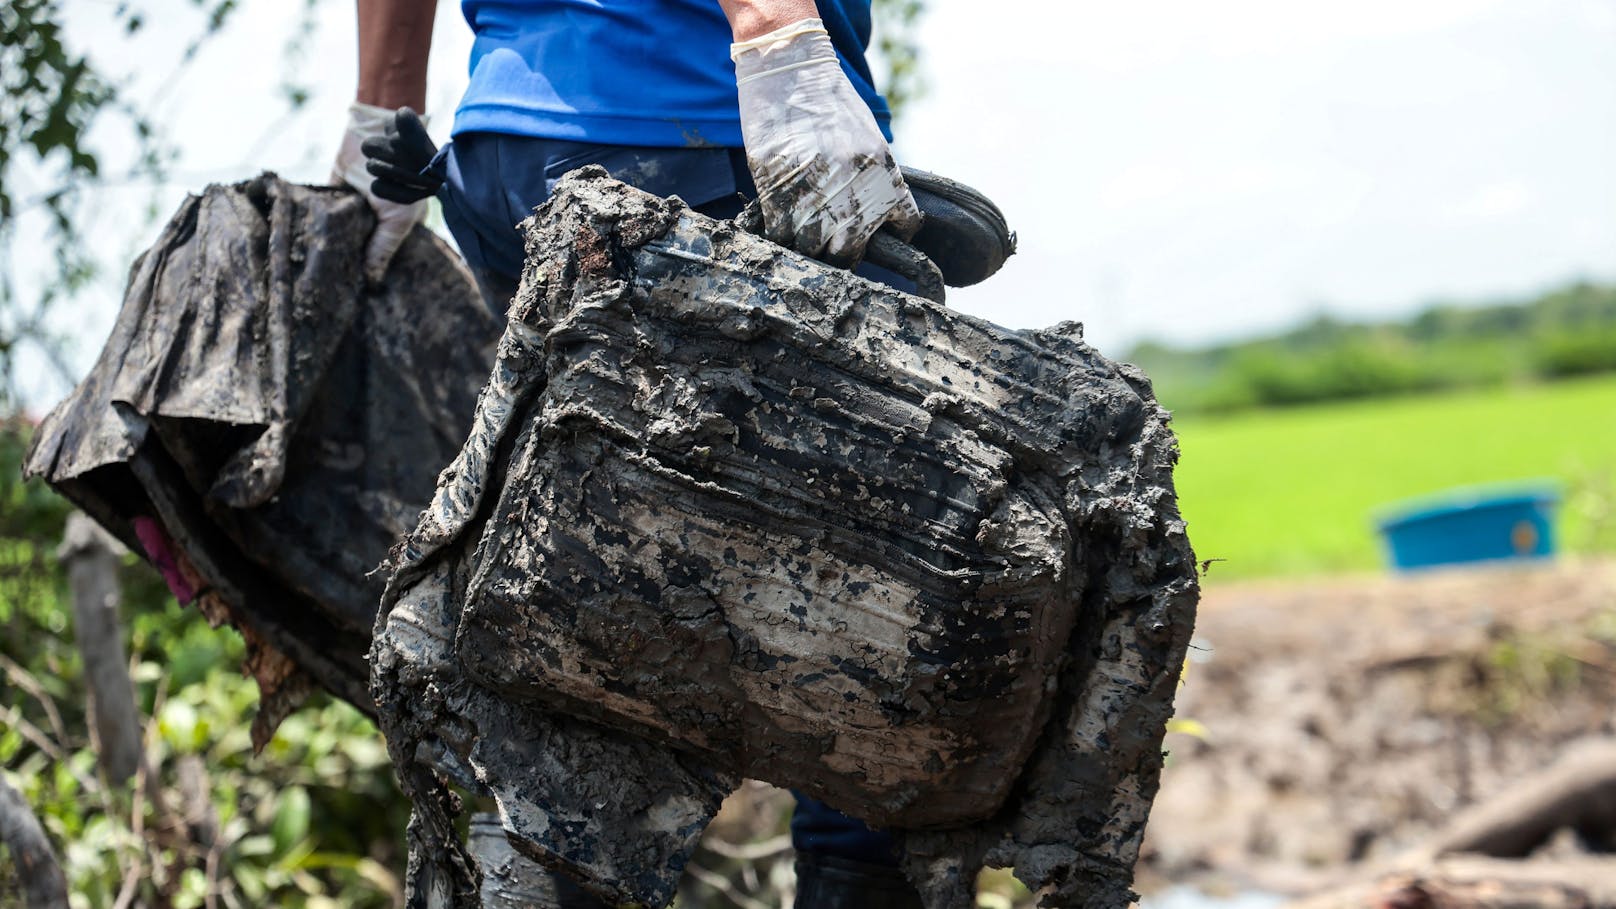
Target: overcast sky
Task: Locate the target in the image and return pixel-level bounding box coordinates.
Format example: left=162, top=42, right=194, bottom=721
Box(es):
left=902, top=0, right=1616, bottom=346
left=21, top=0, right=1616, bottom=407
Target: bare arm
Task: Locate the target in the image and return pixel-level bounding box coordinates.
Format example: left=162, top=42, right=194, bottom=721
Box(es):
left=340, top=0, right=437, bottom=283
left=357, top=0, right=437, bottom=111
left=716, top=0, right=819, bottom=41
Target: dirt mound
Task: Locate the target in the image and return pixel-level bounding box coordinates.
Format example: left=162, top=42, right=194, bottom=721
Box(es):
left=1142, top=560, right=1616, bottom=894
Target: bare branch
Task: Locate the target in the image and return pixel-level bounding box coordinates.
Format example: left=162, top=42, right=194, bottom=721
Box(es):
left=0, top=651, right=70, bottom=745
left=0, top=705, right=101, bottom=797
left=111, top=756, right=150, bottom=909
left=700, top=833, right=794, bottom=862
left=684, top=862, right=776, bottom=909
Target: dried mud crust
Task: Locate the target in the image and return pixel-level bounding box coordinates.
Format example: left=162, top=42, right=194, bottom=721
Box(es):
left=371, top=167, right=1199, bottom=909
left=24, top=174, right=498, bottom=724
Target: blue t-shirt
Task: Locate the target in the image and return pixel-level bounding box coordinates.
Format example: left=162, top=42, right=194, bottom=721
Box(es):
left=453, top=0, right=891, bottom=147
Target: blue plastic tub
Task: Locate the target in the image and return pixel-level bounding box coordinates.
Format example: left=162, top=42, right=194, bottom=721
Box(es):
left=1376, top=482, right=1560, bottom=571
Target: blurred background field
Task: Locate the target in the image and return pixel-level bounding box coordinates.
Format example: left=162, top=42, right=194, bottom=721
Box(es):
left=1122, top=281, right=1616, bottom=579
left=1129, top=283, right=1616, bottom=416
left=1170, top=372, right=1616, bottom=579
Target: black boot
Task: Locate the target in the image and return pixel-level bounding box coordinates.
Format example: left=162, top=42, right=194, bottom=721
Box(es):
left=794, top=852, right=925, bottom=909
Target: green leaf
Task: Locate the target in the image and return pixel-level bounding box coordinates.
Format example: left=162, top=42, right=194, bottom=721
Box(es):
left=176, top=867, right=208, bottom=908
left=158, top=698, right=199, bottom=752
left=1166, top=717, right=1210, bottom=740
left=0, top=727, right=21, bottom=762
left=271, top=785, right=311, bottom=855
left=234, top=833, right=275, bottom=858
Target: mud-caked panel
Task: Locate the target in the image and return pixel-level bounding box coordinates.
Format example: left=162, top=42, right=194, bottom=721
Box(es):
left=377, top=169, right=1198, bottom=909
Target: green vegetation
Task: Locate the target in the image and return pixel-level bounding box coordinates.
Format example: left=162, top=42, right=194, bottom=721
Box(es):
left=1139, top=280, right=1616, bottom=580
left=1418, top=607, right=1616, bottom=728
left=1130, top=282, right=1616, bottom=415
left=0, top=425, right=409, bottom=908
left=1172, top=374, right=1616, bottom=580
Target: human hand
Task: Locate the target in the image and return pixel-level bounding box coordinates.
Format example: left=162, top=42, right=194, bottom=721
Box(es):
left=332, top=102, right=430, bottom=284
left=731, top=18, right=921, bottom=268
left=361, top=107, right=443, bottom=204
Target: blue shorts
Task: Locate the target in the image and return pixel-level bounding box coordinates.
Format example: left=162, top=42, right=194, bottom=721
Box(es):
left=433, top=132, right=754, bottom=314
left=433, top=132, right=907, bottom=867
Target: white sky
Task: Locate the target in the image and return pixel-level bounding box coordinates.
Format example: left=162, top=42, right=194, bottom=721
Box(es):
left=18, top=0, right=1616, bottom=408
left=902, top=0, right=1616, bottom=346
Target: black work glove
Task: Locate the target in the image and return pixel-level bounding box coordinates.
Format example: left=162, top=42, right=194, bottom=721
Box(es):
left=360, top=107, right=443, bottom=205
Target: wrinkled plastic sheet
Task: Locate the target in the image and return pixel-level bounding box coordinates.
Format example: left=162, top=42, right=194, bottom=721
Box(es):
left=25, top=174, right=499, bottom=737
left=372, top=168, right=1199, bottom=909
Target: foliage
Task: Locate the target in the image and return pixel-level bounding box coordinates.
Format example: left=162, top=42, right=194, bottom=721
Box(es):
left=0, top=423, right=410, bottom=908
left=1129, top=282, right=1616, bottom=416
left=0, top=0, right=117, bottom=408
left=1531, top=326, right=1616, bottom=378
left=974, top=868, right=1034, bottom=909
left=871, top=0, right=928, bottom=120
left=1172, top=373, right=1616, bottom=580
left=0, top=0, right=321, bottom=413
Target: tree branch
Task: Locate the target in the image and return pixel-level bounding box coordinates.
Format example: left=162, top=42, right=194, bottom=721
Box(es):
left=0, top=772, right=70, bottom=909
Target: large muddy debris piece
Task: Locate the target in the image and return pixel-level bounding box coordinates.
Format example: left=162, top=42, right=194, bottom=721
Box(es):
left=26, top=174, right=499, bottom=724
left=373, top=167, right=1198, bottom=909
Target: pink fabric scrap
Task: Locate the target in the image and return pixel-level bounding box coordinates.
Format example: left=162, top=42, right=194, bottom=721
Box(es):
left=132, top=515, right=197, bottom=604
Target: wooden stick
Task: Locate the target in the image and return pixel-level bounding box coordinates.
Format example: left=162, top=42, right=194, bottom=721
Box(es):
left=1420, top=739, right=1616, bottom=861
left=57, top=512, right=142, bottom=784
left=0, top=773, right=69, bottom=908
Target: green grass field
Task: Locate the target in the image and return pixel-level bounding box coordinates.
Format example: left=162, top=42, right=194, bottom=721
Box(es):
left=1169, top=374, right=1616, bottom=581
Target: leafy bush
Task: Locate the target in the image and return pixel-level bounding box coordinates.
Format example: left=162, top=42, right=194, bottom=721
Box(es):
left=0, top=423, right=410, bottom=908
left=1531, top=328, right=1616, bottom=378
left=1129, top=281, right=1616, bottom=415
left=1222, top=336, right=1441, bottom=407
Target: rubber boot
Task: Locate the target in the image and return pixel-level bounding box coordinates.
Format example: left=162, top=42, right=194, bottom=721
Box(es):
left=794, top=852, right=925, bottom=909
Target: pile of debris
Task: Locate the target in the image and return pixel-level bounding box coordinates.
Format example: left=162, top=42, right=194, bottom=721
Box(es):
left=28, top=169, right=1200, bottom=909
left=24, top=174, right=499, bottom=740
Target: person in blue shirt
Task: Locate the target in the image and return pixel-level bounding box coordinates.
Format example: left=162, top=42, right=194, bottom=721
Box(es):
left=335, top=0, right=921, bottom=311
left=333, top=2, right=928, bottom=907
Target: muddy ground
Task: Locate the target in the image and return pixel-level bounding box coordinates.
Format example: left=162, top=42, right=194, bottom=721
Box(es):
left=1138, top=558, right=1616, bottom=900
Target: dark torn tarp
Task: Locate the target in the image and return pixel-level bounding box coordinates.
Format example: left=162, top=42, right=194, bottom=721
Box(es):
left=371, top=167, right=1199, bottom=909
left=25, top=174, right=499, bottom=740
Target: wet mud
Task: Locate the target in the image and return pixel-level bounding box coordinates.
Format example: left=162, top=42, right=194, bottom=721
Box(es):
left=24, top=174, right=499, bottom=732
left=372, top=167, right=1199, bottom=908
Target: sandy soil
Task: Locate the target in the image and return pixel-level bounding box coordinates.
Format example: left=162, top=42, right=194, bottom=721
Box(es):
left=1139, top=558, right=1616, bottom=898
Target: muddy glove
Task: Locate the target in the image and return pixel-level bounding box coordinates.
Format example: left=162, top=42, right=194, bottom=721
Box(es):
left=732, top=19, right=921, bottom=268
left=332, top=101, right=428, bottom=284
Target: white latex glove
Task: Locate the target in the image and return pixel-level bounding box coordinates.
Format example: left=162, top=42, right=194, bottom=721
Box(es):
left=732, top=19, right=922, bottom=268
left=332, top=101, right=428, bottom=285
